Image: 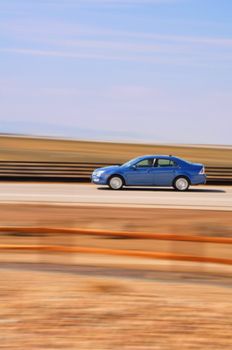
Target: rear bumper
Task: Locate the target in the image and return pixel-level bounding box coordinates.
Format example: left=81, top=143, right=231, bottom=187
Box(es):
left=191, top=174, right=207, bottom=185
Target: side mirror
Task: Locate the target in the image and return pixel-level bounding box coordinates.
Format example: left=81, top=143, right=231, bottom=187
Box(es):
left=131, top=165, right=137, bottom=170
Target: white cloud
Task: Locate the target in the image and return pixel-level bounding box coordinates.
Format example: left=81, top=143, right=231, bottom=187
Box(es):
left=1, top=44, right=232, bottom=67
left=1, top=14, right=232, bottom=66
left=18, top=0, right=184, bottom=5
left=1, top=16, right=232, bottom=51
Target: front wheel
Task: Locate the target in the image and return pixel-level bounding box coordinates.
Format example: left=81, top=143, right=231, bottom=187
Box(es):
left=108, top=176, right=124, bottom=190
left=173, top=177, right=190, bottom=191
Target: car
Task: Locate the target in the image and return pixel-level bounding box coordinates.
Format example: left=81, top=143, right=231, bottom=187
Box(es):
left=91, top=155, right=206, bottom=191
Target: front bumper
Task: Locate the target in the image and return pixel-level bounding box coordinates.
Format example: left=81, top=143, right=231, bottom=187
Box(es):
left=91, top=174, right=108, bottom=185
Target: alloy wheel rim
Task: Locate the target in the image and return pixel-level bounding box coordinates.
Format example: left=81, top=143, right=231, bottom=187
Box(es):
left=176, top=178, right=188, bottom=190
left=110, top=177, right=122, bottom=189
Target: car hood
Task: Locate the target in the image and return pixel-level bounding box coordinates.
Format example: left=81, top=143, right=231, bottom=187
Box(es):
left=95, top=165, right=120, bottom=172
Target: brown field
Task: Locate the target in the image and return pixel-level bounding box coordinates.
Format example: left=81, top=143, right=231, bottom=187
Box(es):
left=0, top=266, right=232, bottom=350
left=0, top=135, right=232, bottom=166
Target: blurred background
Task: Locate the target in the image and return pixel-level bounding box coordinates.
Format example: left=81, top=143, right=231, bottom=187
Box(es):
left=0, top=0, right=232, bottom=349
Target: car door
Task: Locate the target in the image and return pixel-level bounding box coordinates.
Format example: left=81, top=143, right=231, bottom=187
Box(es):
left=153, top=159, right=179, bottom=186
left=125, top=158, right=155, bottom=185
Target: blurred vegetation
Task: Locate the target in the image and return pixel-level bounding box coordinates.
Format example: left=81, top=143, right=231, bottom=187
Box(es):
left=0, top=135, right=231, bottom=166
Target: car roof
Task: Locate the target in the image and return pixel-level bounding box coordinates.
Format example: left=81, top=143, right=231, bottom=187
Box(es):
left=141, top=155, right=176, bottom=159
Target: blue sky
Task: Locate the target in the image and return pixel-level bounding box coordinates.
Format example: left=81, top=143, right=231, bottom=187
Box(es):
left=1, top=0, right=232, bottom=145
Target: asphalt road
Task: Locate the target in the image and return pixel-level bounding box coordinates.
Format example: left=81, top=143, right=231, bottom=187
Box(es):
left=0, top=183, right=231, bottom=210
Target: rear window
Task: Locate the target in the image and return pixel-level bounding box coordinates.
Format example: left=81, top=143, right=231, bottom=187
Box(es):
left=156, top=159, right=177, bottom=167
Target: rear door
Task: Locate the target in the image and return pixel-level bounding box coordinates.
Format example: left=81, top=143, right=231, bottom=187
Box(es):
left=153, top=158, right=179, bottom=186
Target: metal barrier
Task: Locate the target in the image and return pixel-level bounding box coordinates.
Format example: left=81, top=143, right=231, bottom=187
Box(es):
left=0, top=161, right=231, bottom=184
left=1, top=226, right=232, bottom=266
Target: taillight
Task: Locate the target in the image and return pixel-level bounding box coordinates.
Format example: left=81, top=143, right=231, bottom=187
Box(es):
left=199, top=167, right=205, bottom=175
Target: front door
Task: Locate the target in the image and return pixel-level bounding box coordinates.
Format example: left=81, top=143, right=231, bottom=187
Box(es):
left=125, top=158, right=155, bottom=185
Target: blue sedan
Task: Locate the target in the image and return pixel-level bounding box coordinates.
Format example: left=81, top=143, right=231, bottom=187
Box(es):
left=91, top=155, right=206, bottom=191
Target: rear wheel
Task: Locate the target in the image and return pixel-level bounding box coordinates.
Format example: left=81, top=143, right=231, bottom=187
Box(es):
left=108, top=176, right=124, bottom=190
left=173, top=177, right=190, bottom=191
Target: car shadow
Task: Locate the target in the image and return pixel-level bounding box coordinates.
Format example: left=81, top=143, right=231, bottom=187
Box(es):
left=97, top=187, right=226, bottom=193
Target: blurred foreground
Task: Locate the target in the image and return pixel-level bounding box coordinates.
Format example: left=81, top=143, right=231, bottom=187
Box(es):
left=0, top=203, right=232, bottom=349
left=1, top=266, right=232, bottom=350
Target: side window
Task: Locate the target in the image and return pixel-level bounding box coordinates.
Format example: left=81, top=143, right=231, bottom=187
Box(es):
left=135, top=158, right=154, bottom=168
left=157, top=159, right=177, bottom=167
left=170, top=160, right=178, bottom=167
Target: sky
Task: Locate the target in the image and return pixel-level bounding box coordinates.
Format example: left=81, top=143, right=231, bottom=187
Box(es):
left=1, top=0, right=232, bottom=145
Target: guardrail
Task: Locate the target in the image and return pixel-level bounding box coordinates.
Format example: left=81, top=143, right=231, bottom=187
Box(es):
left=1, top=226, right=232, bottom=244
left=1, top=244, right=232, bottom=265
left=0, top=161, right=231, bottom=184
left=1, top=226, right=232, bottom=266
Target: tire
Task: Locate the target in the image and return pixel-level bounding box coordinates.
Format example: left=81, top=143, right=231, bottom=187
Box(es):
left=173, top=176, right=190, bottom=191
left=108, top=176, right=124, bottom=190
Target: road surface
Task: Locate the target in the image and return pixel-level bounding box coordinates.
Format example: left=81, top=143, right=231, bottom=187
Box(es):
left=0, top=183, right=231, bottom=210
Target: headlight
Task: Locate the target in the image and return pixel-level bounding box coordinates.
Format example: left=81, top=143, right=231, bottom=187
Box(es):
left=94, top=170, right=105, bottom=177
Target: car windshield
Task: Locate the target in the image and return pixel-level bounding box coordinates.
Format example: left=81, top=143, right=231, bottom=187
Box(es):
left=122, top=157, right=143, bottom=167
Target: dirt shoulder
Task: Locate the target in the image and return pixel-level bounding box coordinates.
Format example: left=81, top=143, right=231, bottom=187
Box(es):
left=0, top=203, right=231, bottom=237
